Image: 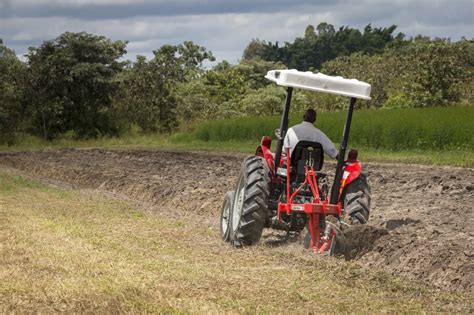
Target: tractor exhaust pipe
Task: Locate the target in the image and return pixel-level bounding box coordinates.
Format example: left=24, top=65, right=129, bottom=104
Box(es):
left=274, top=87, right=293, bottom=174
left=330, top=97, right=356, bottom=204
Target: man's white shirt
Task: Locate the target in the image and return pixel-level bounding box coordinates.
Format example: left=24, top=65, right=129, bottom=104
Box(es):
left=283, top=121, right=338, bottom=159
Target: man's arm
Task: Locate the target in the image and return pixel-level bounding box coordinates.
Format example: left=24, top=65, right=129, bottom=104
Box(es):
left=319, top=132, right=338, bottom=159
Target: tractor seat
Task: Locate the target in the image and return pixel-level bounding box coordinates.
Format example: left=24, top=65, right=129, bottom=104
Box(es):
left=291, top=141, right=324, bottom=182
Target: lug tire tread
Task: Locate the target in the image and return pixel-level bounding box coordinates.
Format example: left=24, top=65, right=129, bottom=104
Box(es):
left=342, top=173, right=371, bottom=224
left=231, top=156, right=271, bottom=247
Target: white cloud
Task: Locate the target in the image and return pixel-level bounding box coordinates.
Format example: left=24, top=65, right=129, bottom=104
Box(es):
left=0, top=0, right=472, bottom=62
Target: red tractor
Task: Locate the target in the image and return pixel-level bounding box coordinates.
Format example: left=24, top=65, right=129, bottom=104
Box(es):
left=220, top=70, right=372, bottom=255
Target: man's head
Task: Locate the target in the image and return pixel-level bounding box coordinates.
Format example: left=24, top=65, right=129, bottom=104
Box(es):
left=303, top=108, right=317, bottom=124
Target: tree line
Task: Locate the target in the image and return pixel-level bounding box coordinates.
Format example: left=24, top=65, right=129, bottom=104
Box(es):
left=243, top=23, right=403, bottom=70
left=0, top=23, right=472, bottom=144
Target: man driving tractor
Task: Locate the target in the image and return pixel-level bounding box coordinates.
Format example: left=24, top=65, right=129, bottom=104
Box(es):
left=220, top=70, right=372, bottom=251
left=284, top=108, right=338, bottom=159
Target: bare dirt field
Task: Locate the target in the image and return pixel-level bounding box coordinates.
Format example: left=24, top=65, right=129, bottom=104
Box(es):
left=0, top=148, right=472, bottom=292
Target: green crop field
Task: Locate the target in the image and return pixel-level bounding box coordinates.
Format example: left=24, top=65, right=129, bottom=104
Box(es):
left=2, top=107, right=473, bottom=167
left=166, top=106, right=473, bottom=167
left=190, top=106, right=473, bottom=151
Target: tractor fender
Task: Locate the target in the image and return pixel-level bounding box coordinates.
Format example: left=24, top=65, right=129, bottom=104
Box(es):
left=338, top=160, right=361, bottom=198
left=255, top=136, right=275, bottom=176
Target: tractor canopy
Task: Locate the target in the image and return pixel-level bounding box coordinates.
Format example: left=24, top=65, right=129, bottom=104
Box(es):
left=265, top=70, right=371, bottom=101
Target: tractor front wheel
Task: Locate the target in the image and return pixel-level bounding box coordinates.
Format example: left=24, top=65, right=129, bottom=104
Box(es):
left=230, top=156, right=271, bottom=247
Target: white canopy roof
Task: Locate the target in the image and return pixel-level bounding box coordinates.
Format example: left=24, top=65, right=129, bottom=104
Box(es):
left=265, top=69, right=371, bottom=100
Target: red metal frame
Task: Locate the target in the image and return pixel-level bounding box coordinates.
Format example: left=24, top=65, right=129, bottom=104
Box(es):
left=257, top=138, right=362, bottom=254
left=276, top=148, right=342, bottom=254
left=256, top=136, right=276, bottom=180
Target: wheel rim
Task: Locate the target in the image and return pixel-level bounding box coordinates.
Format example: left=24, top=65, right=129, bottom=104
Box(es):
left=232, top=175, right=245, bottom=232
left=221, top=198, right=231, bottom=234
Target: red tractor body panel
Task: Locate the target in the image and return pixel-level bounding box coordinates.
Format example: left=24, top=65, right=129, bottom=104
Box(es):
left=339, top=160, right=361, bottom=200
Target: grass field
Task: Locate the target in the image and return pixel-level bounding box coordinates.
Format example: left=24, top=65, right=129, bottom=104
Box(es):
left=0, top=171, right=472, bottom=313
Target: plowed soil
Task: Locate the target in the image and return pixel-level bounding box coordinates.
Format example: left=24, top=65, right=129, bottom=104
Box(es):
left=1, top=148, right=472, bottom=291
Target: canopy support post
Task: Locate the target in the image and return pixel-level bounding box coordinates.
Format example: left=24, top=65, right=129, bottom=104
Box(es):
left=330, top=97, right=356, bottom=204
left=274, top=87, right=293, bottom=174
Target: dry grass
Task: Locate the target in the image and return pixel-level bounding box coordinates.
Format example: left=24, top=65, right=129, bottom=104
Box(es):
left=0, top=171, right=471, bottom=313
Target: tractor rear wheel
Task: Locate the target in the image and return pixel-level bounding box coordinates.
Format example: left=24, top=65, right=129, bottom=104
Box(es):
left=220, top=191, right=234, bottom=242
left=342, top=173, right=371, bottom=224
left=230, top=156, right=271, bottom=247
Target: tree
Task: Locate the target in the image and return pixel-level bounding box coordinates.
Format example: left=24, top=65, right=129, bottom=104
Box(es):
left=201, top=63, right=248, bottom=113
left=316, top=23, right=335, bottom=36
left=242, top=22, right=401, bottom=71
left=398, top=39, right=472, bottom=107
left=234, top=59, right=286, bottom=89
left=322, top=52, right=400, bottom=108
left=240, top=85, right=285, bottom=116
left=116, top=41, right=215, bottom=132
left=26, top=32, right=127, bottom=140
left=242, top=39, right=286, bottom=62
left=304, top=25, right=317, bottom=39
left=0, top=45, right=27, bottom=144
left=322, top=39, right=473, bottom=109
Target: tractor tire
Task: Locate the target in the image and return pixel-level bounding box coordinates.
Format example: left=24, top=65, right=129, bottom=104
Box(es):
left=342, top=173, right=371, bottom=224
left=230, top=156, right=271, bottom=247
left=220, top=191, right=234, bottom=242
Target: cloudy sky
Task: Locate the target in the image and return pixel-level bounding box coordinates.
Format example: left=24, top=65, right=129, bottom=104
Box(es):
left=1, top=0, right=473, bottom=63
